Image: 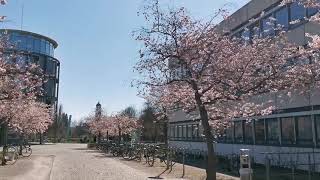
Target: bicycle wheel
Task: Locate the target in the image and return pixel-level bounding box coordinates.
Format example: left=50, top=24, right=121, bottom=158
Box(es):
left=5, top=146, right=18, bottom=165
left=147, top=152, right=155, bottom=166
left=21, top=146, right=32, bottom=157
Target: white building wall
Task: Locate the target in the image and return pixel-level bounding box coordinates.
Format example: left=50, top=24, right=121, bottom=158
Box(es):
left=169, top=141, right=320, bottom=171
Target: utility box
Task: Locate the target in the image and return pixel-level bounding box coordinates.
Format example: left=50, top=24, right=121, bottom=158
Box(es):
left=239, top=149, right=253, bottom=180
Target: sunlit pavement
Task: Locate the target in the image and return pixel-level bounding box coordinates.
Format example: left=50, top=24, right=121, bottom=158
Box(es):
left=0, top=143, right=154, bottom=180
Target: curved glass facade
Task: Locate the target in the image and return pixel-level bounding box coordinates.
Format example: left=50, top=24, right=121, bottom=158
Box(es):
left=8, top=32, right=56, bottom=57
left=2, top=29, right=60, bottom=109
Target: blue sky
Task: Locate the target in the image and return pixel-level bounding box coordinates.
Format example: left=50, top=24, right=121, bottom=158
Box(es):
left=1, top=0, right=249, bottom=122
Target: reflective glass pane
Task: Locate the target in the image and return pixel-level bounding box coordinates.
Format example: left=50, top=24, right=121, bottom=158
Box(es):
left=39, top=56, right=46, bottom=69
left=44, top=79, right=55, bottom=97
left=262, top=16, right=275, bottom=37
left=170, top=126, right=174, bottom=138
left=250, top=21, right=261, bottom=38
left=40, top=40, right=46, bottom=54
left=296, top=116, right=313, bottom=145
left=255, top=119, right=265, bottom=144
left=178, top=126, right=183, bottom=138
left=266, top=118, right=279, bottom=144
left=307, top=6, right=319, bottom=17
left=34, top=39, right=40, bottom=53
left=281, top=117, right=295, bottom=145
left=26, top=36, right=33, bottom=51
left=174, top=126, right=178, bottom=138
left=183, top=125, right=187, bottom=139
left=49, top=43, right=53, bottom=56
left=187, top=125, right=192, bottom=139
left=275, top=7, right=289, bottom=31
left=17, top=35, right=27, bottom=50
left=241, top=28, right=250, bottom=44
left=235, top=121, right=243, bottom=143
left=192, top=124, right=199, bottom=139
left=290, top=2, right=305, bottom=22
left=316, top=115, right=320, bottom=144
left=244, top=121, right=253, bottom=144
left=46, top=41, right=49, bottom=55
left=225, top=123, right=234, bottom=142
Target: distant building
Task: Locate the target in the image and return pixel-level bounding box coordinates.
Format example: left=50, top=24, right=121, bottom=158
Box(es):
left=167, top=0, right=320, bottom=171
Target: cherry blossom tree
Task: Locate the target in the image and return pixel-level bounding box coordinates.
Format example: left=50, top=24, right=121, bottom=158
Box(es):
left=0, top=0, right=51, bottom=149
left=86, top=112, right=140, bottom=144
left=13, top=100, right=53, bottom=135
left=133, top=1, right=317, bottom=179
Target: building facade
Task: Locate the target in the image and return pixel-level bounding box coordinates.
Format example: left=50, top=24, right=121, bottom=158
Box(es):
left=167, top=0, right=320, bottom=171
left=1, top=29, right=60, bottom=111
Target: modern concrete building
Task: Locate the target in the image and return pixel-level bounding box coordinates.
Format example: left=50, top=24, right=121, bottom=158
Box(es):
left=1, top=29, right=60, bottom=111
left=167, top=0, right=320, bottom=171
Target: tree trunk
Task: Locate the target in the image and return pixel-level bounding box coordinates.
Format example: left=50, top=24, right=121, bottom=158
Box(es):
left=39, top=133, right=43, bottom=145
left=19, top=135, right=23, bottom=155
left=164, top=122, right=168, bottom=145
left=194, top=90, right=216, bottom=180
left=202, top=117, right=216, bottom=180
left=98, top=132, right=101, bottom=144
left=1, top=124, right=8, bottom=165
left=118, top=129, right=121, bottom=145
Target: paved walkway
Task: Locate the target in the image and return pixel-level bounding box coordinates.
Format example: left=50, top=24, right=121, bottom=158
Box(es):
left=0, top=143, right=154, bottom=180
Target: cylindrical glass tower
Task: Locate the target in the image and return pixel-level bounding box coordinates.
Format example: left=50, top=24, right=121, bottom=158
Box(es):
left=1, top=29, right=60, bottom=112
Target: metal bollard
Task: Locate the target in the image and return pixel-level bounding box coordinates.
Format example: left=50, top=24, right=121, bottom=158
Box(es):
left=265, top=155, right=270, bottom=180
left=182, top=149, right=185, bottom=178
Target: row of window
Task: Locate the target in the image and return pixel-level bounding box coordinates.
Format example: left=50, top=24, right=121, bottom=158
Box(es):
left=168, top=124, right=201, bottom=141
left=220, top=115, right=320, bottom=147
left=8, top=32, right=55, bottom=57
left=234, top=1, right=319, bottom=41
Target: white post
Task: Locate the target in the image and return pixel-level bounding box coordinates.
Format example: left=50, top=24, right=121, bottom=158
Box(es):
left=239, top=149, right=253, bottom=180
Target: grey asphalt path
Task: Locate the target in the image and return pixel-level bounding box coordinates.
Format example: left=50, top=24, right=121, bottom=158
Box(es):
left=0, top=143, right=154, bottom=180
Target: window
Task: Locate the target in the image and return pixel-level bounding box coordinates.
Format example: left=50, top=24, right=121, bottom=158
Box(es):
left=290, top=2, right=306, bottom=22
left=183, top=125, right=187, bottom=140
left=275, top=6, right=289, bottom=31
left=174, top=126, right=178, bottom=138
left=315, top=115, right=320, bottom=145
left=16, top=35, right=26, bottom=50
left=170, top=126, right=174, bottom=138
left=44, top=79, right=56, bottom=97
left=40, top=39, right=46, bottom=54
left=46, top=59, right=57, bottom=75
left=46, top=41, right=50, bottom=55
left=307, top=6, right=319, bottom=17
left=178, top=125, right=182, bottom=139
left=26, top=36, right=33, bottom=51
left=34, top=39, right=40, bottom=53
left=244, top=121, right=253, bottom=144
left=241, top=28, right=251, bottom=44
left=250, top=21, right=261, bottom=39
left=49, top=43, right=54, bottom=56
left=281, top=117, right=295, bottom=145
left=234, top=121, right=243, bottom=143
left=192, top=124, right=199, bottom=139
left=255, top=119, right=265, bottom=144
left=262, top=15, right=275, bottom=37
left=296, top=116, right=313, bottom=145
left=9, top=33, right=18, bottom=47
left=187, top=125, right=192, bottom=139
left=266, top=118, right=279, bottom=144
left=38, top=56, right=46, bottom=69
left=225, top=123, right=234, bottom=143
